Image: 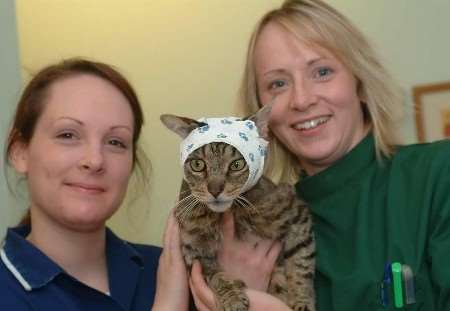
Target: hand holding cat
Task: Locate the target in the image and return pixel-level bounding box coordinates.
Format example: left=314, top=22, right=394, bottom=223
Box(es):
left=218, top=211, right=281, bottom=291
left=152, top=210, right=189, bottom=311
left=190, top=261, right=291, bottom=311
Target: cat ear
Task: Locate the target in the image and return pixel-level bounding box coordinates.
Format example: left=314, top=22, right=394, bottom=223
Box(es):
left=160, top=114, right=205, bottom=138
left=245, top=102, right=273, bottom=140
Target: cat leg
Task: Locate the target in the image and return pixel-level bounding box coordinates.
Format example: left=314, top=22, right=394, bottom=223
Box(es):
left=267, top=263, right=288, bottom=303
left=208, top=271, right=249, bottom=311
left=285, top=249, right=315, bottom=311
left=284, top=207, right=316, bottom=311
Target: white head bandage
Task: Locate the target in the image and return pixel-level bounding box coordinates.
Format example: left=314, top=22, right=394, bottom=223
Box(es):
left=180, top=117, right=268, bottom=193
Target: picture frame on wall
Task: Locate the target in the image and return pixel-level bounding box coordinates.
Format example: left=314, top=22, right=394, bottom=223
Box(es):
left=412, top=81, right=450, bottom=142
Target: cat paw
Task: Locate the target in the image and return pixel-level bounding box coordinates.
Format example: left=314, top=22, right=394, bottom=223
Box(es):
left=292, top=304, right=315, bottom=311
left=219, top=294, right=249, bottom=311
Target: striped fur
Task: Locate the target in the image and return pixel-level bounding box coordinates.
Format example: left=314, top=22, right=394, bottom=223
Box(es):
left=175, top=142, right=315, bottom=311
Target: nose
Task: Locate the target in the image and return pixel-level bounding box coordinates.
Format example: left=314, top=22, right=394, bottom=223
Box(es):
left=289, top=78, right=317, bottom=111
left=79, top=143, right=105, bottom=173
left=208, top=180, right=225, bottom=199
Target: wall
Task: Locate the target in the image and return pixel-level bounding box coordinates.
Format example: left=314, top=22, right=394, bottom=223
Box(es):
left=14, top=0, right=450, bottom=245
left=15, top=0, right=281, bottom=245
left=328, top=0, right=450, bottom=142
left=0, top=1, right=22, bottom=239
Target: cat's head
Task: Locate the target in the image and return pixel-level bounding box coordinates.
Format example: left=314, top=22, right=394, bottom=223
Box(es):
left=161, top=105, right=271, bottom=212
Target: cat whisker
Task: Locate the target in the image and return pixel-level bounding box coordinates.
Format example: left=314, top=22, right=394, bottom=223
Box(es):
left=236, top=195, right=259, bottom=215
left=175, top=196, right=198, bottom=221
left=238, top=195, right=256, bottom=210
left=235, top=198, right=253, bottom=215
left=175, top=194, right=196, bottom=209
left=177, top=199, right=202, bottom=224
left=177, top=198, right=197, bottom=216
left=180, top=203, right=202, bottom=225
left=178, top=189, right=191, bottom=197
left=234, top=197, right=246, bottom=210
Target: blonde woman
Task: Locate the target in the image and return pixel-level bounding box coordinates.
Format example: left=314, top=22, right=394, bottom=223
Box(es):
left=189, top=0, right=450, bottom=310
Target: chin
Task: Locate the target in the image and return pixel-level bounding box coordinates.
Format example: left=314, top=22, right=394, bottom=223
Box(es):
left=207, top=201, right=233, bottom=213
left=62, top=210, right=115, bottom=233
left=294, top=141, right=338, bottom=162
left=62, top=218, right=106, bottom=233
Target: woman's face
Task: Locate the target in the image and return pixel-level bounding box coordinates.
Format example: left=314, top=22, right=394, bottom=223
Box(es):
left=254, top=22, right=368, bottom=175
left=12, top=74, right=134, bottom=232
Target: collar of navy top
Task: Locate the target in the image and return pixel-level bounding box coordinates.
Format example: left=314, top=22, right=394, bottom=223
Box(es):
left=0, top=225, right=143, bottom=291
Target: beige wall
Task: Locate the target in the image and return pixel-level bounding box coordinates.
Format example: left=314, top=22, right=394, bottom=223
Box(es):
left=15, top=0, right=281, bottom=245
left=0, top=0, right=21, bottom=239
left=15, top=0, right=450, bottom=245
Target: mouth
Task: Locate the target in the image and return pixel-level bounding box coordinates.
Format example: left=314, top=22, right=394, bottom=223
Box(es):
left=293, top=115, right=331, bottom=131
left=65, top=182, right=106, bottom=194
left=206, top=199, right=233, bottom=213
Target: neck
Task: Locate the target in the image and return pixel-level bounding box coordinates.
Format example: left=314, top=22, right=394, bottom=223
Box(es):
left=27, top=210, right=109, bottom=293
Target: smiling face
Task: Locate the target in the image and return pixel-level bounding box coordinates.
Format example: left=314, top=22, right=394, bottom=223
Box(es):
left=12, top=74, right=134, bottom=232
left=255, top=22, right=368, bottom=175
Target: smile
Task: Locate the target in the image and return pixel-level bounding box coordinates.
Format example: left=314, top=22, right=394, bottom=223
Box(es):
left=65, top=183, right=106, bottom=194
left=294, top=116, right=331, bottom=130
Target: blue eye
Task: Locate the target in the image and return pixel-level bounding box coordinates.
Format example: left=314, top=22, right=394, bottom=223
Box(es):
left=269, top=80, right=286, bottom=90
left=315, top=67, right=333, bottom=79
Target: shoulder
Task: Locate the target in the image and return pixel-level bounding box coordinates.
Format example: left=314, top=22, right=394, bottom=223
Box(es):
left=391, top=139, right=450, bottom=171
left=395, top=139, right=450, bottom=160
left=0, top=260, right=32, bottom=310
left=129, top=242, right=162, bottom=258
left=126, top=242, right=162, bottom=268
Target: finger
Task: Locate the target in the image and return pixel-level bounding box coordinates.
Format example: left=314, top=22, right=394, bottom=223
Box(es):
left=168, top=213, right=181, bottom=252
left=221, top=211, right=235, bottom=245
left=265, top=241, right=282, bottom=269
left=163, top=209, right=177, bottom=247
left=249, top=236, right=273, bottom=256
left=162, top=211, right=184, bottom=267
left=190, top=261, right=216, bottom=309
left=190, top=277, right=211, bottom=311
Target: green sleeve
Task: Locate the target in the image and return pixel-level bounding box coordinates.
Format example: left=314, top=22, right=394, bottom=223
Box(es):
left=428, top=141, right=450, bottom=310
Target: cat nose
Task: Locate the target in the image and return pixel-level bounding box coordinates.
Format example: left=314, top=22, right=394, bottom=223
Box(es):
left=208, top=182, right=225, bottom=198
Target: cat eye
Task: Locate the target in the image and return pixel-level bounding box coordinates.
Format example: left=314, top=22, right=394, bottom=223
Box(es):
left=190, top=159, right=206, bottom=172
left=229, top=158, right=246, bottom=171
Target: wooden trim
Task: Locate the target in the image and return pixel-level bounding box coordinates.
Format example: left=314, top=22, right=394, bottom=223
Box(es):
left=412, top=81, right=450, bottom=142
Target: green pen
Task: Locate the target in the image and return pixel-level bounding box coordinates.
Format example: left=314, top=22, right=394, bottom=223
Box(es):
left=391, top=262, right=404, bottom=308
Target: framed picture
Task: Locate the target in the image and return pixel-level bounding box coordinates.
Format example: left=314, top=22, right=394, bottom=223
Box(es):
left=412, top=81, right=450, bottom=142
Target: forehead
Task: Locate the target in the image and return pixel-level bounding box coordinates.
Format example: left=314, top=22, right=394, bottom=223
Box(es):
left=254, top=22, right=338, bottom=71
left=41, top=74, right=134, bottom=128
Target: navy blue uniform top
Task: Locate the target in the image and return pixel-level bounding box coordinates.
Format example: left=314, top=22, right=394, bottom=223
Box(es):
left=0, top=225, right=161, bottom=311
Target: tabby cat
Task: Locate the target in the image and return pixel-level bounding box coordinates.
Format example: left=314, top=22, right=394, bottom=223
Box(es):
left=161, top=106, right=315, bottom=311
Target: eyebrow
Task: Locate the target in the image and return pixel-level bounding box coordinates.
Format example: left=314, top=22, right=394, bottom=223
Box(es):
left=306, top=56, right=326, bottom=66
left=55, top=117, right=132, bottom=132
left=262, top=56, right=327, bottom=77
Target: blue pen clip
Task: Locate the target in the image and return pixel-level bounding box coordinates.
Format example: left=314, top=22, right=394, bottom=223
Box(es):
left=381, top=263, right=392, bottom=307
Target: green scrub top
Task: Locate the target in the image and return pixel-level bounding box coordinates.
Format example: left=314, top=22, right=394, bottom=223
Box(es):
left=295, top=134, right=450, bottom=311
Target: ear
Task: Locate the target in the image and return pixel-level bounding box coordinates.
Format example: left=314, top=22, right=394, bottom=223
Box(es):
left=245, top=103, right=273, bottom=140
left=160, top=114, right=206, bottom=139
left=8, top=141, right=29, bottom=175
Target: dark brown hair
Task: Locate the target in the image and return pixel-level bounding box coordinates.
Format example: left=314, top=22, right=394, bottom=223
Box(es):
left=5, top=58, right=148, bottom=225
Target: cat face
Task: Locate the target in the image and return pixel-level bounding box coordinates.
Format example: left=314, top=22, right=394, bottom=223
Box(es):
left=184, top=142, right=249, bottom=212
left=161, top=103, right=273, bottom=213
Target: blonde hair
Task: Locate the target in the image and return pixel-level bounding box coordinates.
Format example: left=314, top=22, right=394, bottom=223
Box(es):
left=238, top=0, right=403, bottom=183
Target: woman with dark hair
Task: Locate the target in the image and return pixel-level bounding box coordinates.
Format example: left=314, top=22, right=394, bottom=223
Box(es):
left=0, top=58, right=188, bottom=310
